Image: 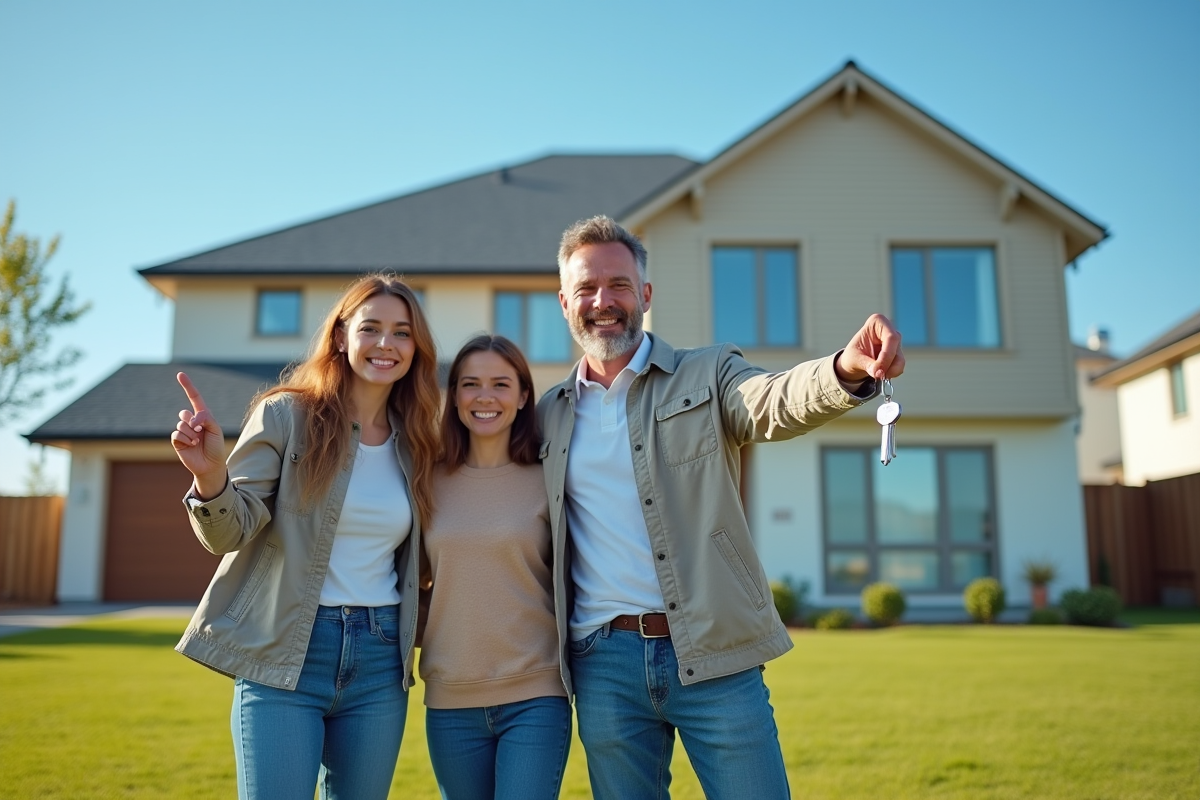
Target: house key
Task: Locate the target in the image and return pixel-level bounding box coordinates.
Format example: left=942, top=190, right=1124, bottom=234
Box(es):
left=877, top=379, right=901, bottom=466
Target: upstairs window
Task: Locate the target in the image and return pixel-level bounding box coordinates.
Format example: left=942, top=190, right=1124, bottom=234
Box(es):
left=256, top=289, right=302, bottom=336
left=892, top=246, right=1000, bottom=348
left=494, top=291, right=572, bottom=363
left=1170, top=361, right=1188, bottom=417
left=712, top=246, right=800, bottom=347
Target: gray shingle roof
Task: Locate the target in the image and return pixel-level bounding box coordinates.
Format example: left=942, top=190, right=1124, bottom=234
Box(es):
left=25, top=363, right=289, bottom=443
left=138, top=154, right=698, bottom=277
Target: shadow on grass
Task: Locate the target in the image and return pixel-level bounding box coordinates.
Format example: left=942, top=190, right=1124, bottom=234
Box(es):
left=0, top=627, right=181, bottom=648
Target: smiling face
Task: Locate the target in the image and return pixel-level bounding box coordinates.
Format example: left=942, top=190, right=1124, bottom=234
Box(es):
left=336, top=293, right=416, bottom=390
left=559, top=240, right=652, bottom=368
left=454, top=349, right=529, bottom=447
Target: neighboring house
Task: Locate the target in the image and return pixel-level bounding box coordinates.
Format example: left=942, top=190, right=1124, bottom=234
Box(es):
left=1075, top=329, right=1122, bottom=484
left=1091, top=309, right=1200, bottom=485
left=29, top=61, right=1108, bottom=610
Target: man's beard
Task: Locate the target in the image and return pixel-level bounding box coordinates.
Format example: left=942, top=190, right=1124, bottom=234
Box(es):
left=568, top=304, right=644, bottom=362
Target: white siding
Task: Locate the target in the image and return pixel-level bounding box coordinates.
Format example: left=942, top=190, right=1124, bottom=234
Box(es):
left=1076, top=355, right=1122, bottom=483
left=1117, top=353, right=1200, bottom=484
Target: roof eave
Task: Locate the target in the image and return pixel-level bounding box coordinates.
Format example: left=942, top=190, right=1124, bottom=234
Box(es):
left=1091, top=331, right=1200, bottom=387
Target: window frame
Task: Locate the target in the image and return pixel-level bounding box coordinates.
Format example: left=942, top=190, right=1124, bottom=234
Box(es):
left=710, top=244, right=802, bottom=349
left=254, top=288, right=303, bottom=338
left=492, top=289, right=574, bottom=364
left=820, top=444, right=1000, bottom=595
left=889, top=244, right=1004, bottom=350
left=1169, top=361, right=1188, bottom=417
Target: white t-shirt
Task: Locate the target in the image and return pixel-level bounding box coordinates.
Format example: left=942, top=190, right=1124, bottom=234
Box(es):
left=318, top=439, right=412, bottom=607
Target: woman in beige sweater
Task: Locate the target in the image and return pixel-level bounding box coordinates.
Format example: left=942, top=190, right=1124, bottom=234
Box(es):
left=420, top=334, right=570, bottom=800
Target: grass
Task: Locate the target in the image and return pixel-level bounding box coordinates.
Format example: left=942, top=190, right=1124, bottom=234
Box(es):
left=1, top=615, right=1198, bottom=799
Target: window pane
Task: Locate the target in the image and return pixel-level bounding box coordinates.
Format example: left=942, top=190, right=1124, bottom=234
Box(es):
left=880, top=551, right=938, bottom=591
left=824, top=450, right=868, bottom=544
left=891, top=249, right=927, bottom=346
left=874, top=447, right=937, bottom=544
left=712, top=248, right=758, bottom=345
left=952, top=552, right=991, bottom=589
left=763, top=249, right=798, bottom=346
left=257, top=290, right=301, bottom=336
left=1171, top=362, right=1188, bottom=416
left=494, top=292, right=523, bottom=343
left=527, top=292, right=571, bottom=362
left=945, top=450, right=992, bottom=543
left=932, top=248, right=999, bottom=347
left=827, top=550, right=871, bottom=591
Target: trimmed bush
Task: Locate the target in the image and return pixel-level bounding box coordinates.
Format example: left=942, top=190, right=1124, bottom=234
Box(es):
left=1061, top=586, right=1123, bottom=626
left=815, top=608, right=855, bottom=630
left=964, top=577, right=1007, bottom=623
left=861, top=582, right=906, bottom=626
left=1028, top=607, right=1063, bottom=625
left=770, top=580, right=798, bottom=625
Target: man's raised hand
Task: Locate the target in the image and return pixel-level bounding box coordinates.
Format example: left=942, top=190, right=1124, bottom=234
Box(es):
left=835, top=314, right=906, bottom=384
left=171, top=372, right=228, bottom=499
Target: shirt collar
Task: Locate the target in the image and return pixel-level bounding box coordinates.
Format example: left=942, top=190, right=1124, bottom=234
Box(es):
left=573, top=333, right=653, bottom=391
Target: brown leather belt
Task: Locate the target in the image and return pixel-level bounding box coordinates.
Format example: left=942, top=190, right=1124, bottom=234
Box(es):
left=611, top=613, right=670, bottom=638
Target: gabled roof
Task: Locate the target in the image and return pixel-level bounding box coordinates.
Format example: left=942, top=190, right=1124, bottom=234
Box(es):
left=1091, top=309, right=1200, bottom=387
left=621, top=61, right=1108, bottom=263
left=25, top=363, right=289, bottom=446
left=138, top=154, right=697, bottom=284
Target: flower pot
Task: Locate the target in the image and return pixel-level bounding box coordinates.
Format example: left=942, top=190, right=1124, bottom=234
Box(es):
left=1031, top=584, right=1048, bottom=610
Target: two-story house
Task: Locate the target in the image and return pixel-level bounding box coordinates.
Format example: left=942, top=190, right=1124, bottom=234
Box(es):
left=30, top=62, right=1108, bottom=610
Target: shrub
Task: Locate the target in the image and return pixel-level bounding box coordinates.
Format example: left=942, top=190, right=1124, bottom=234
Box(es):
left=964, top=577, right=1006, bottom=623
left=1028, top=608, right=1063, bottom=625
left=1022, top=560, right=1057, bottom=586
left=815, top=608, right=855, bottom=630
left=770, top=580, right=798, bottom=624
left=861, top=582, right=906, bottom=626
left=1061, top=586, right=1123, bottom=626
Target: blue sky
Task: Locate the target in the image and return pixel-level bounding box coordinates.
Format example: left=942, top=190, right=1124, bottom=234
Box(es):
left=2, top=0, right=1198, bottom=493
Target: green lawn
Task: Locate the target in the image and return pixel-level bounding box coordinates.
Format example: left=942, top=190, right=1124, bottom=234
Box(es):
left=2, top=614, right=1198, bottom=799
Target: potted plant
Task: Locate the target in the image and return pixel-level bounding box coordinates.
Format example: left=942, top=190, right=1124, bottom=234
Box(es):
left=1022, top=560, right=1057, bottom=610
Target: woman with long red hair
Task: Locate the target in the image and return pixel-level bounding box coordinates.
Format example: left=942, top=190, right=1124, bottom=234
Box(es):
left=170, top=274, right=440, bottom=800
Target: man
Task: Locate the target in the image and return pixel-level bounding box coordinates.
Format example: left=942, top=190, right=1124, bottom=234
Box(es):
left=537, top=216, right=904, bottom=799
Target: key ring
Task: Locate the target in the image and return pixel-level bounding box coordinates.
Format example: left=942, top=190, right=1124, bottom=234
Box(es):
left=882, top=378, right=894, bottom=402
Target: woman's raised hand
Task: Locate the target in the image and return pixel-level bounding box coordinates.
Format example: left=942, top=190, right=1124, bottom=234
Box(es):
left=171, top=372, right=228, bottom=499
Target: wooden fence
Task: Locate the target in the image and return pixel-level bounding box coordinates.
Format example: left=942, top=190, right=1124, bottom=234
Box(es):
left=1083, top=473, right=1200, bottom=606
left=0, top=495, right=64, bottom=605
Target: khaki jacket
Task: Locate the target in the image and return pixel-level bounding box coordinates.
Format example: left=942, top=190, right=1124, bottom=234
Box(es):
left=537, top=334, right=872, bottom=687
left=175, top=393, right=422, bottom=691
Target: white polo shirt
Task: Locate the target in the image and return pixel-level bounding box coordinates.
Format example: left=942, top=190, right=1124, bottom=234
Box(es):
left=565, top=335, right=664, bottom=641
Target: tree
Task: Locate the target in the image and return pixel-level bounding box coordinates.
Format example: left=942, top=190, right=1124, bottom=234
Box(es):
left=0, top=199, right=90, bottom=426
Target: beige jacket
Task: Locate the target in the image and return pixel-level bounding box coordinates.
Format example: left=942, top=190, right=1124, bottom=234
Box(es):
left=175, top=393, right=422, bottom=691
left=537, top=334, right=872, bottom=687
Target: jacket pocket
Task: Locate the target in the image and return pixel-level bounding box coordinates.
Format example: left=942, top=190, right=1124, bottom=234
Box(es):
left=224, top=542, right=278, bottom=622
left=654, top=387, right=718, bottom=467
left=710, top=529, right=768, bottom=610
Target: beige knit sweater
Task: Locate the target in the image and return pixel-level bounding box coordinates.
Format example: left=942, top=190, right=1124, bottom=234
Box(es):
left=418, top=462, right=566, bottom=709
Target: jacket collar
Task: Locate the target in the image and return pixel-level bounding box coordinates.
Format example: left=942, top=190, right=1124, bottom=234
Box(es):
left=553, top=332, right=679, bottom=403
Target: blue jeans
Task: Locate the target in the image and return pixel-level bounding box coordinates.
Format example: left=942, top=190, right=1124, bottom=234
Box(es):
left=425, top=695, right=572, bottom=800
left=231, top=605, right=408, bottom=800
left=570, top=625, right=790, bottom=800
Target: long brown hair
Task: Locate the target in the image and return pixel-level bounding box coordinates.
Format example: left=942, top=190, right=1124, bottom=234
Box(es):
left=440, top=334, right=540, bottom=471
left=258, top=275, right=440, bottom=525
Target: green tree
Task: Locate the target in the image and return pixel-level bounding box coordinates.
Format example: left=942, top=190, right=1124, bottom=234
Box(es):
left=0, top=199, right=90, bottom=426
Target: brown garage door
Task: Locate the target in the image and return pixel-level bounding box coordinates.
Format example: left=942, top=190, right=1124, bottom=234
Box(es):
left=103, top=461, right=223, bottom=601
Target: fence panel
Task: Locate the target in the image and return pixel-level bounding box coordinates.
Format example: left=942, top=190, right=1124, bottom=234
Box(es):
left=0, top=495, right=64, bottom=604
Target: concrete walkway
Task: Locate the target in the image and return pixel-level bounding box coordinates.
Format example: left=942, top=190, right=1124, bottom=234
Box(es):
left=0, top=602, right=194, bottom=639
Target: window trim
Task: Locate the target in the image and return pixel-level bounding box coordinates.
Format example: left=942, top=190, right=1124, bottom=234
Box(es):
left=709, top=243, right=803, bottom=349
left=254, top=288, right=303, bottom=338
left=887, top=243, right=1005, bottom=350
left=820, top=444, right=1000, bottom=596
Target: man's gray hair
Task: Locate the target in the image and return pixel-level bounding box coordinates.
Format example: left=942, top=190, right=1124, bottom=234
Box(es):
left=557, top=216, right=648, bottom=282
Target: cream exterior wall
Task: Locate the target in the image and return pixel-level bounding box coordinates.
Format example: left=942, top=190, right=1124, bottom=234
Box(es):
left=1076, top=355, right=1122, bottom=483
left=57, top=441, right=187, bottom=601
left=749, top=418, right=1087, bottom=608
left=639, top=94, right=1077, bottom=419
left=1116, top=353, right=1200, bottom=484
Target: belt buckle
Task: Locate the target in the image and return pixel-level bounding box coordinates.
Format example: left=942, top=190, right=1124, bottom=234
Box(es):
left=638, top=612, right=669, bottom=639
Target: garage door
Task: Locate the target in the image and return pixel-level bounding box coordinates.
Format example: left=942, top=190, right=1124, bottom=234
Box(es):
left=103, top=461, right=223, bottom=601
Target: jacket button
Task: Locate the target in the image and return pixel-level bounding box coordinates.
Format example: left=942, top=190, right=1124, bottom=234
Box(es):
left=635, top=444, right=642, bottom=451
left=686, top=669, right=694, bottom=677
left=657, top=553, right=665, bottom=561
left=669, top=602, right=677, bottom=610
left=683, top=399, right=691, bottom=406
left=644, top=498, right=652, bottom=506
